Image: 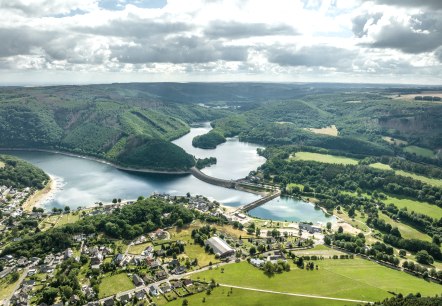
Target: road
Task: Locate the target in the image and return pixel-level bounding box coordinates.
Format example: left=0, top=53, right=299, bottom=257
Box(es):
left=217, top=284, right=374, bottom=304
left=3, top=267, right=29, bottom=306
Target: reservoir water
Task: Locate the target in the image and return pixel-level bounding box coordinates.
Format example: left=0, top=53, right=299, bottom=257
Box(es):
left=248, top=196, right=336, bottom=223
left=1, top=123, right=335, bottom=222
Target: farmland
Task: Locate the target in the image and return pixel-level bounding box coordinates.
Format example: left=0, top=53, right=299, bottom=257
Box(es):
left=193, top=259, right=441, bottom=302
left=290, top=152, right=359, bottom=165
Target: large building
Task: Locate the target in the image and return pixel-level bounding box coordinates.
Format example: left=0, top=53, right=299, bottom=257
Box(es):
left=205, top=236, right=235, bottom=258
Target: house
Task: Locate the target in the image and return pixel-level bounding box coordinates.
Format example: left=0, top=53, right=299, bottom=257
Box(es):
left=183, top=279, right=193, bottom=287
left=250, top=258, right=265, bottom=267
left=155, top=270, right=168, bottom=280
left=160, top=283, right=172, bottom=293
left=134, top=289, right=146, bottom=300
left=114, top=253, right=124, bottom=265
left=172, top=266, right=186, bottom=275
left=149, top=285, right=160, bottom=296
left=205, top=236, right=235, bottom=258
left=299, top=223, right=322, bottom=234
left=102, top=297, right=114, bottom=306
left=119, top=293, right=131, bottom=304
left=64, top=248, right=73, bottom=259
left=132, top=274, right=144, bottom=286
left=70, top=294, right=81, bottom=304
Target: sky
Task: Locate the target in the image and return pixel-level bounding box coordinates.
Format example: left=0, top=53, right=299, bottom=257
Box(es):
left=0, top=0, right=441, bottom=85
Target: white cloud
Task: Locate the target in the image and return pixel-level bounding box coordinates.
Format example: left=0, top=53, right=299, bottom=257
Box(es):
left=0, top=0, right=440, bottom=84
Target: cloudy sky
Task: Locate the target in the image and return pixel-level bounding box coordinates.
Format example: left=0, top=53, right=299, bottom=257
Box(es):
left=0, top=0, right=441, bottom=85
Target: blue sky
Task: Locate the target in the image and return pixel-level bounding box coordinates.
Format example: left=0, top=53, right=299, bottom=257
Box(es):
left=0, top=0, right=441, bottom=85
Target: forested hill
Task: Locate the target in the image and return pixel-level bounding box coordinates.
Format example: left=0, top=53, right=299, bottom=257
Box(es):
left=1, top=83, right=442, bottom=170
left=0, top=154, right=49, bottom=189
left=0, top=84, right=232, bottom=171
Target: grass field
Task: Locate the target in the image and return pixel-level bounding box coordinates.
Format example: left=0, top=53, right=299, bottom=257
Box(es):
left=382, top=136, right=408, bottom=146
left=98, top=273, right=134, bottom=298
left=55, top=213, right=80, bottom=227
left=291, top=152, right=359, bottom=165
left=304, top=125, right=339, bottom=137
left=0, top=272, right=23, bottom=300
left=384, top=196, right=442, bottom=219
left=378, top=213, right=432, bottom=242
left=369, top=163, right=442, bottom=188
left=168, top=224, right=219, bottom=267
left=404, top=145, right=435, bottom=158
left=128, top=242, right=152, bottom=255
left=166, top=286, right=355, bottom=306
left=193, top=260, right=441, bottom=303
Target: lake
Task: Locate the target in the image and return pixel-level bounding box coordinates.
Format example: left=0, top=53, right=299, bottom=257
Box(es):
left=1, top=124, right=335, bottom=223
left=248, top=196, right=336, bottom=223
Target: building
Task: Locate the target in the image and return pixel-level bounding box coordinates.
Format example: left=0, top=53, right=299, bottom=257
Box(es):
left=205, top=236, right=235, bottom=258
left=299, top=223, right=322, bottom=234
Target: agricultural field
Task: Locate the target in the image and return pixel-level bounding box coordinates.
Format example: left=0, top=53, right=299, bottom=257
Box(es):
left=384, top=196, right=442, bottom=220
left=167, top=286, right=355, bottom=306
left=98, top=273, right=134, bottom=298
left=403, top=145, right=435, bottom=158
left=290, top=152, right=359, bottom=165
left=369, top=163, right=442, bottom=188
left=194, top=259, right=441, bottom=303
left=378, top=213, right=432, bottom=242
left=304, top=125, right=339, bottom=137
left=382, top=136, right=408, bottom=146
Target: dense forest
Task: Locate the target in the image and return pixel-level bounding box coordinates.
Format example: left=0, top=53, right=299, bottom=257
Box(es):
left=0, top=154, right=48, bottom=189
left=2, top=197, right=195, bottom=257
left=1, top=83, right=441, bottom=170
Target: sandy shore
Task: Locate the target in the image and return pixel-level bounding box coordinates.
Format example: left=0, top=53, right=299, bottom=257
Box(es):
left=22, top=176, right=56, bottom=212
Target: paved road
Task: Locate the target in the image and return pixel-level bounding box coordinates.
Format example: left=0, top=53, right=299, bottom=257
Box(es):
left=218, top=284, right=374, bottom=304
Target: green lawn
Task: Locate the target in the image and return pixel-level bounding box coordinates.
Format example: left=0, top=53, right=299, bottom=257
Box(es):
left=291, top=152, right=359, bottom=165
left=98, top=273, right=134, bottom=298
left=378, top=213, right=432, bottom=242
left=384, top=196, right=442, bottom=219
left=404, top=146, right=435, bottom=158
left=166, top=286, right=356, bottom=306
left=128, top=242, right=152, bottom=255
left=0, top=161, right=4, bottom=168
left=369, top=163, right=442, bottom=188
left=55, top=213, right=80, bottom=227
left=0, top=272, right=23, bottom=300
left=193, top=260, right=441, bottom=302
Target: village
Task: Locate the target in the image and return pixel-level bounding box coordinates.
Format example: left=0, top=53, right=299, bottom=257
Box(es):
left=0, top=192, right=326, bottom=306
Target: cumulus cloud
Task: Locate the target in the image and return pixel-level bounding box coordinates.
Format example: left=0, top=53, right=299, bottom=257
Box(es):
left=361, top=13, right=442, bottom=54
left=0, top=0, right=440, bottom=84
left=267, top=45, right=356, bottom=69
left=372, top=0, right=442, bottom=10
left=204, top=21, right=297, bottom=39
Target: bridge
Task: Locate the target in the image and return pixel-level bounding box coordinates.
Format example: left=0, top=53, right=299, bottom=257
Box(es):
left=238, top=190, right=281, bottom=212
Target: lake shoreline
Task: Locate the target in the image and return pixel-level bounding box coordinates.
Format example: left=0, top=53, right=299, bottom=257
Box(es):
left=0, top=148, right=192, bottom=175
left=22, top=176, right=55, bottom=212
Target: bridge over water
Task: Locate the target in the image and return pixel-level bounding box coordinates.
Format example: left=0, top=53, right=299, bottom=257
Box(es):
left=190, top=167, right=280, bottom=212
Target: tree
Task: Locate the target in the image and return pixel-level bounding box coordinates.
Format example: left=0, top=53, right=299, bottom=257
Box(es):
left=337, top=226, right=343, bottom=234
left=182, top=299, right=188, bottom=306
left=176, top=219, right=184, bottom=228
left=9, top=271, right=19, bottom=283
left=415, top=250, right=434, bottom=265
left=249, top=246, right=257, bottom=256
left=41, top=287, right=58, bottom=304
left=112, top=198, right=117, bottom=204
left=326, top=222, right=332, bottom=231
left=399, top=249, right=406, bottom=257
left=64, top=206, right=70, bottom=213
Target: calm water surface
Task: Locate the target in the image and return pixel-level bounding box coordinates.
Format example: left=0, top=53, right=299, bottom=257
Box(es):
left=1, top=124, right=335, bottom=222
left=248, top=196, right=336, bottom=223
